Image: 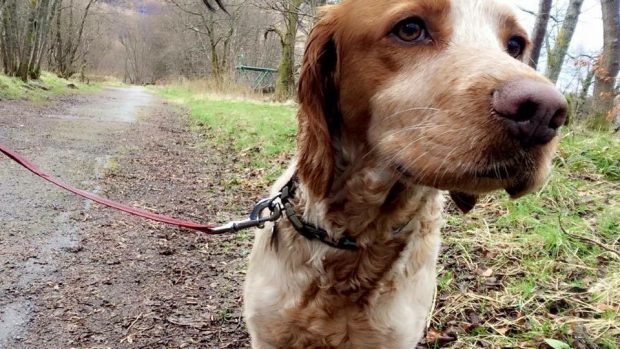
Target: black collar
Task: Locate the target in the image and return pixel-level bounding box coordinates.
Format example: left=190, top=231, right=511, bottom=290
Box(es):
left=279, top=178, right=358, bottom=251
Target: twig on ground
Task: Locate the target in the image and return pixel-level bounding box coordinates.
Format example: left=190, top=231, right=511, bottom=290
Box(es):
left=125, top=312, right=144, bottom=335
left=558, top=216, right=620, bottom=258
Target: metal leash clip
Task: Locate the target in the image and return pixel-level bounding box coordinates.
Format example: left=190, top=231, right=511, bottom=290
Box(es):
left=210, top=194, right=282, bottom=234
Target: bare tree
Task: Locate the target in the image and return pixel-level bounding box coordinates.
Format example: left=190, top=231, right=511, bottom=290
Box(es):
left=30, top=0, right=61, bottom=79
left=264, top=0, right=304, bottom=101
left=50, top=0, right=98, bottom=79
left=17, top=1, right=38, bottom=80
left=545, top=0, right=584, bottom=83
left=119, top=21, right=151, bottom=84
left=169, top=0, right=241, bottom=85
left=568, top=54, right=597, bottom=119
left=0, top=0, right=19, bottom=75
left=201, top=0, right=226, bottom=11
left=528, top=0, right=553, bottom=69
left=592, top=0, right=619, bottom=128
left=0, top=0, right=60, bottom=81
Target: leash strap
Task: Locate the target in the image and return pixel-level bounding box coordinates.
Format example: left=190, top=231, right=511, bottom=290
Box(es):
left=1, top=143, right=357, bottom=245
left=1, top=143, right=222, bottom=233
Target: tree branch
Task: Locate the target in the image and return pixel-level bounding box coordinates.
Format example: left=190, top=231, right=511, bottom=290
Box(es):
left=264, top=26, right=284, bottom=45
left=518, top=5, right=561, bottom=23
left=167, top=0, right=203, bottom=17
left=201, top=0, right=227, bottom=13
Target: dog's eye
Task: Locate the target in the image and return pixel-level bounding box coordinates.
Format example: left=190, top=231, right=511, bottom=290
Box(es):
left=507, top=36, right=526, bottom=58
left=392, top=18, right=427, bottom=43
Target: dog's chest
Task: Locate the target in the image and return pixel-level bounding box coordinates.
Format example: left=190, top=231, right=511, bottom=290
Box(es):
left=244, top=183, right=445, bottom=348
left=250, top=225, right=442, bottom=349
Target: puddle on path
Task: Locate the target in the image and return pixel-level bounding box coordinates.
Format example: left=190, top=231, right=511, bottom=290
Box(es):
left=0, top=87, right=153, bottom=346
left=46, top=86, right=153, bottom=123
left=0, top=300, right=32, bottom=348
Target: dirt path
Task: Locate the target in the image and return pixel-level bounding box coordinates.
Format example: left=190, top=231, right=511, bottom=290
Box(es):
left=0, top=87, right=254, bottom=348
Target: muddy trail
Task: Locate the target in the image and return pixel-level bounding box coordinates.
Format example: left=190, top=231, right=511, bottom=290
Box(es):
left=0, top=87, right=257, bottom=348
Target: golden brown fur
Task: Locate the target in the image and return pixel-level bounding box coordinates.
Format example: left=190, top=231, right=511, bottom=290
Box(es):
left=244, top=1, right=566, bottom=348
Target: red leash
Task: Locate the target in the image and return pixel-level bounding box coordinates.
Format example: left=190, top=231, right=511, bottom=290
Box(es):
left=0, top=143, right=281, bottom=234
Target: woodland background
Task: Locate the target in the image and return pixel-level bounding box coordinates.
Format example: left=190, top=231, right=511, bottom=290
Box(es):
left=0, top=1, right=619, bottom=348
left=0, top=0, right=618, bottom=128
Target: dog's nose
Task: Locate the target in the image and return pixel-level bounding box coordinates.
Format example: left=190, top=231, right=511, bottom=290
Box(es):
left=492, top=79, right=567, bottom=147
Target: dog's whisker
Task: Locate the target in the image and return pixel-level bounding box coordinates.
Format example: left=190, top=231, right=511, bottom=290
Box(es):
left=381, top=107, right=446, bottom=120
left=396, top=128, right=457, bottom=158
left=361, top=122, right=446, bottom=160
left=381, top=128, right=457, bottom=176
left=432, top=147, right=459, bottom=188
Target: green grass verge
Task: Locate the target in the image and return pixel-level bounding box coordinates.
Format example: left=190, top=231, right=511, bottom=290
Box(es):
left=155, top=84, right=619, bottom=348
left=436, top=127, right=619, bottom=348
left=154, top=85, right=297, bottom=181
left=0, top=71, right=101, bottom=101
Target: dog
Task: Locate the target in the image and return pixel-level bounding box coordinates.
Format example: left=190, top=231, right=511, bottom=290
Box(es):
left=244, top=0, right=568, bottom=347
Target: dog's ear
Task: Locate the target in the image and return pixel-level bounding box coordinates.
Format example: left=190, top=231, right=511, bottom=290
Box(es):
left=296, top=11, right=339, bottom=198
left=449, top=191, right=479, bottom=214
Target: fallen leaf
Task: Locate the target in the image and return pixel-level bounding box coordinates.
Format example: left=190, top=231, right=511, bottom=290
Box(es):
left=544, top=338, right=571, bottom=349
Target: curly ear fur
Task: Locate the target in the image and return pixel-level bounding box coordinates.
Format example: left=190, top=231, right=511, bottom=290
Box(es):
left=296, top=11, right=340, bottom=198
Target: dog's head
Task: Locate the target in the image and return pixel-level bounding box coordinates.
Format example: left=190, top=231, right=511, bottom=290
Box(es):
left=296, top=0, right=567, bottom=212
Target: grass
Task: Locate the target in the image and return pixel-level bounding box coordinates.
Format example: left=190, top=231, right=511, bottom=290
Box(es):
left=434, top=127, right=619, bottom=348
left=155, top=84, right=297, bottom=181
left=155, top=83, right=619, bottom=348
left=0, top=71, right=101, bottom=101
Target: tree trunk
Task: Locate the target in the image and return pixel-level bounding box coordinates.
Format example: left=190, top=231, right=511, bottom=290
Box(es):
left=18, top=0, right=38, bottom=82
left=34, top=0, right=60, bottom=79
left=572, top=67, right=595, bottom=119
left=211, top=43, right=222, bottom=82
left=54, top=0, right=69, bottom=76
left=203, top=12, right=224, bottom=84
left=275, top=0, right=303, bottom=102
left=591, top=0, right=620, bottom=129
left=528, top=0, right=553, bottom=69
left=545, top=0, right=585, bottom=83
left=28, top=0, right=46, bottom=78
left=612, top=95, right=620, bottom=131
left=580, top=69, right=596, bottom=101
left=0, top=0, right=11, bottom=74
left=28, top=0, right=57, bottom=79
left=0, top=0, right=7, bottom=58
left=5, top=0, right=19, bottom=76
left=65, top=0, right=96, bottom=77
left=52, top=0, right=96, bottom=79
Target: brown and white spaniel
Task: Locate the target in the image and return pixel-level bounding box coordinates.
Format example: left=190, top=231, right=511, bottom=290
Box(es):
left=244, top=0, right=567, bottom=348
